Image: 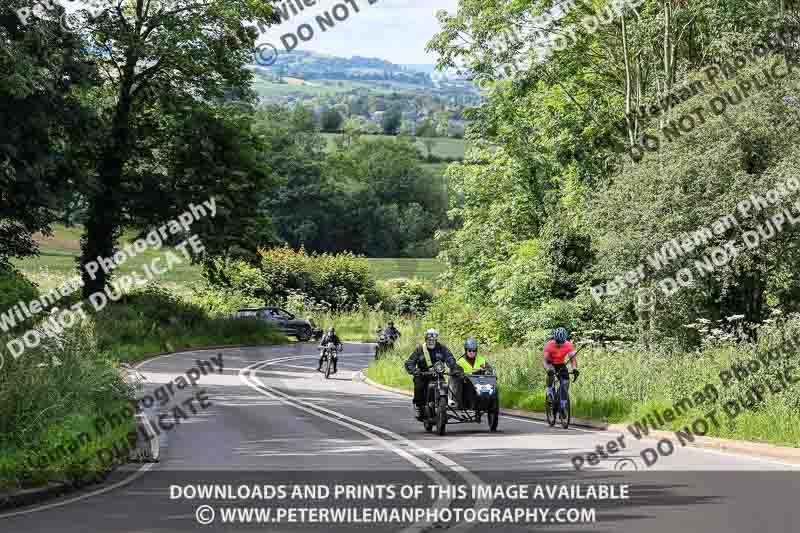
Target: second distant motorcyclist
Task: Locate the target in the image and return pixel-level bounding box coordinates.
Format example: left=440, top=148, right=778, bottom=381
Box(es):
left=384, top=321, right=401, bottom=342
left=318, top=326, right=343, bottom=374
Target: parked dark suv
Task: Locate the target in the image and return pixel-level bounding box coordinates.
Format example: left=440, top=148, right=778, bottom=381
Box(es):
left=234, top=307, right=322, bottom=341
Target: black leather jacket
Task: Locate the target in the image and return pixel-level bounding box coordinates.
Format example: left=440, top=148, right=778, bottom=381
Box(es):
left=404, top=342, right=460, bottom=375
left=320, top=333, right=342, bottom=349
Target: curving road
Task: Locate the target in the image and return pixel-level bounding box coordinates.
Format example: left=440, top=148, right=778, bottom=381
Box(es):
left=1, top=343, right=798, bottom=532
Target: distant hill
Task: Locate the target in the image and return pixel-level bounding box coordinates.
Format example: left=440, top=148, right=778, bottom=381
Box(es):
left=402, top=64, right=437, bottom=75
left=260, top=50, right=434, bottom=86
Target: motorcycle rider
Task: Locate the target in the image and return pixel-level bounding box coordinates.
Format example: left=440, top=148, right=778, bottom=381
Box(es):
left=318, top=326, right=343, bottom=374
left=404, top=329, right=462, bottom=421
left=384, top=321, right=401, bottom=341
left=543, top=327, right=579, bottom=406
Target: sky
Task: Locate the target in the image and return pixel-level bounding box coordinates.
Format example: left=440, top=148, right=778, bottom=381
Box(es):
left=256, top=0, right=460, bottom=65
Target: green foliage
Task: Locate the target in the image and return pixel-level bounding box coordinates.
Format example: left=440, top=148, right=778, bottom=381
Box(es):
left=381, top=278, right=434, bottom=316
left=0, top=267, right=39, bottom=334
left=208, top=246, right=379, bottom=312
left=94, top=283, right=285, bottom=361
left=320, top=107, right=344, bottom=132
left=267, top=114, right=449, bottom=257
left=0, top=322, right=134, bottom=488
left=428, top=0, right=800, bottom=348
left=382, top=109, right=402, bottom=135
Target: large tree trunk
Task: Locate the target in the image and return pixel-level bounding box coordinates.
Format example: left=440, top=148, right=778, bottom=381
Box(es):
left=80, top=71, right=135, bottom=298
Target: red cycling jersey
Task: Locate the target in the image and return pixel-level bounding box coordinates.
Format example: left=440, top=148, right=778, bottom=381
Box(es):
left=543, top=339, right=576, bottom=365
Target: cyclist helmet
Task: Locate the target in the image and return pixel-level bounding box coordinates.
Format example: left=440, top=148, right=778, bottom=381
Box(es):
left=464, top=338, right=478, bottom=354
left=553, top=327, right=568, bottom=344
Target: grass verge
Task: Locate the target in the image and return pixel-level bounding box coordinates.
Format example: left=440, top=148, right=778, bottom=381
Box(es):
left=365, top=321, right=800, bottom=448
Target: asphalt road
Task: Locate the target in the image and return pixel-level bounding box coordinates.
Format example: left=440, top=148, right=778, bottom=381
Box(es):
left=1, top=343, right=798, bottom=532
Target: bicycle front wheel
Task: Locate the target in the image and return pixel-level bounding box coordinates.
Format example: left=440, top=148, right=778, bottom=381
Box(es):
left=545, top=392, right=556, bottom=427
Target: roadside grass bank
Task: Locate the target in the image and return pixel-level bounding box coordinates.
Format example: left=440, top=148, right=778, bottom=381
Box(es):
left=0, top=275, right=285, bottom=492
left=0, top=324, right=136, bottom=491
left=366, top=321, right=800, bottom=448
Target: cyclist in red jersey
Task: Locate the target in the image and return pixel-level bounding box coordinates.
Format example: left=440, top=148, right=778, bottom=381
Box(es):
left=543, top=327, right=579, bottom=401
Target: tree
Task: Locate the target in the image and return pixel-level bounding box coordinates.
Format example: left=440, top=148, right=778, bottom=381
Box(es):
left=320, top=107, right=343, bottom=132
left=382, top=109, right=402, bottom=135
left=417, top=118, right=437, bottom=138
left=64, top=0, right=276, bottom=297
left=422, top=137, right=438, bottom=160
left=0, top=3, right=94, bottom=268
left=341, top=116, right=366, bottom=147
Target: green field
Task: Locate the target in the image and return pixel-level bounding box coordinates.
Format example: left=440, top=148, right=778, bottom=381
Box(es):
left=252, top=75, right=442, bottom=98
left=321, top=133, right=466, bottom=159
left=12, top=226, right=445, bottom=290
left=367, top=258, right=446, bottom=281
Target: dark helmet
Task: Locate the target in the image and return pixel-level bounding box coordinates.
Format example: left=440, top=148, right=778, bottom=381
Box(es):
left=328, top=326, right=336, bottom=334
left=464, top=338, right=478, bottom=353
left=388, top=321, right=394, bottom=327
left=553, top=327, right=568, bottom=344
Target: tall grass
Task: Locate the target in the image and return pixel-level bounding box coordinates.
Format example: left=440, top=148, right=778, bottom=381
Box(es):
left=0, top=323, right=135, bottom=489
left=309, top=309, right=423, bottom=343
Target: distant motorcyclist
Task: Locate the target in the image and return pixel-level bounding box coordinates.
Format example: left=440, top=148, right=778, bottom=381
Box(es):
left=384, top=321, right=401, bottom=341
left=318, top=326, right=343, bottom=374
left=404, top=329, right=462, bottom=421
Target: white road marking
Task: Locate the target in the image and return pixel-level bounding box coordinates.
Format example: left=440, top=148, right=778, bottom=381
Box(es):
left=240, top=358, right=452, bottom=533
left=242, top=354, right=494, bottom=533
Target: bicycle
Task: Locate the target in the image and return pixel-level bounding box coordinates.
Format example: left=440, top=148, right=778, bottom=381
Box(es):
left=545, top=366, right=577, bottom=429
left=544, top=348, right=584, bottom=429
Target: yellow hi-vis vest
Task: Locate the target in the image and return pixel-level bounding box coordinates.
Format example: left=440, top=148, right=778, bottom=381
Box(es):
left=458, top=354, right=487, bottom=373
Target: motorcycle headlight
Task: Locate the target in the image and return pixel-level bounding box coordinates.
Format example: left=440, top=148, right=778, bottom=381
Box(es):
left=433, top=361, right=445, bottom=373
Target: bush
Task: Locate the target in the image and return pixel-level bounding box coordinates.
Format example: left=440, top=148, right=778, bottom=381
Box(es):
left=190, top=282, right=264, bottom=317
left=382, top=278, right=434, bottom=316
left=95, top=282, right=285, bottom=361
left=206, top=246, right=380, bottom=312
left=0, top=267, right=39, bottom=334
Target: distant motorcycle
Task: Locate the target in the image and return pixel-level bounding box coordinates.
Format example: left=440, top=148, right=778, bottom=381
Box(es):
left=319, top=343, right=339, bottom=379
left=374, top=331, right=394, bottom=360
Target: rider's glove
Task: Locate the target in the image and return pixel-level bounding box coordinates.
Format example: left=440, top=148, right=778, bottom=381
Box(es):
left=572, top=369, right=580, bottom=382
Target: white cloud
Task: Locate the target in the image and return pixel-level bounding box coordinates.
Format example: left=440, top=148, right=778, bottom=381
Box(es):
left=257, top=0, right=459, bottom=64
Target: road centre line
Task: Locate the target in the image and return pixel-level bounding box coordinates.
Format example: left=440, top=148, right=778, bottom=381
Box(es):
left=241, top=355, right=494, bottom=532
